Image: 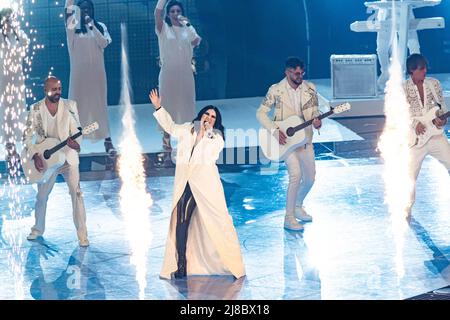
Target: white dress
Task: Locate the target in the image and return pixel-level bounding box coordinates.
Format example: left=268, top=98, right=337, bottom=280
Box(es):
left=0, top=30, right=29, bottom=145
left=154, top=107, right=246, bottom=279
left=156, top=22, right=199, bottom=124
left=65, top=1, right=111, bottom=141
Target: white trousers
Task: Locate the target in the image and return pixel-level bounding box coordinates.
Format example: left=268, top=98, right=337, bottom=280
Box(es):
left=31, top=162, right=88, bottom=241
left=410, top=134, right=450, bottom=205
left=285, top=144, right=316, bottom=216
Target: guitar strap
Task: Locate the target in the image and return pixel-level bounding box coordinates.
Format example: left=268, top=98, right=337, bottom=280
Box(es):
left=297, top=85, right=305, bottom=121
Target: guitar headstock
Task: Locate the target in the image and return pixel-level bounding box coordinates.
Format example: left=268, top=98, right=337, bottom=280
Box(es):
left=332, top=102, right=351, bottom=114
left=82, top=122, right=99, bottom=135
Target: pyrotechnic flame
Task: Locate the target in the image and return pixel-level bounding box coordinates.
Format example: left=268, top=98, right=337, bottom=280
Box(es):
left=377, top=2, right=414, bottom=278
left=117, top=23, right=152, bottom=300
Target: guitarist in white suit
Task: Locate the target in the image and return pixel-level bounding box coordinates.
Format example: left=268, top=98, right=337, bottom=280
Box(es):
left=22, top=76, right=89, bottom=247
left=404, top=54, right=450, bottom=219
left=257, top=57, right=322, bottom=231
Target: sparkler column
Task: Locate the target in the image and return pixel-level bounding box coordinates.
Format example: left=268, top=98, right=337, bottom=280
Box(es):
left=117, top=23, right=152, bottom=300
left=377, top=2, right=414, bottom=278
left=0, top=0, right=29, bottom=299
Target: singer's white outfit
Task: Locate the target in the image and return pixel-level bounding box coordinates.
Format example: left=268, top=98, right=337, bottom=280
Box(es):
left=257, top=78, right=321, bottom=219
left=65, top=0, right=112, bottom=141
left=0, top=30, right=29, bottom=145
left=404, top=77, right=450, bottom=205
left=154, top=107, right=245, bottom=279
left=23, top=98, right=88, bottom=242
left=156, top=21, right=200, bottom=124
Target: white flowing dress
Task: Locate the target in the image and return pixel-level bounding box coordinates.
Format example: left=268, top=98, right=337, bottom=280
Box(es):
left=156, top=22, right=200, bottom=124
left=65, top=1, right=111, bottom=141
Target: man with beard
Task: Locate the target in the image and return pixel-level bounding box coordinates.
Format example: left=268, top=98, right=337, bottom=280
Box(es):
left=257, top=57, right=322, bottom=231
left=23, top=76, right=89, bottom=247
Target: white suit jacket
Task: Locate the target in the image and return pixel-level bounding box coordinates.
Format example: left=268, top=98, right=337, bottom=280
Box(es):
left=22, top=98, right=82, bottom=166
left=256, top=78, right=320, bottom=144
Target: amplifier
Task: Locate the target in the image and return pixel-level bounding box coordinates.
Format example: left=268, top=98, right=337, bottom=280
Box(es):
left=330, top=54, right=378, bottom=99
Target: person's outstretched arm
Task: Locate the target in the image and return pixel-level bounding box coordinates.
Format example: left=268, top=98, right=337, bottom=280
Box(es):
left=154, top=0, right=167, bottom=34
left=64, top=0, right=77, bottom=52
left=149, top=88, right=186, bottom=138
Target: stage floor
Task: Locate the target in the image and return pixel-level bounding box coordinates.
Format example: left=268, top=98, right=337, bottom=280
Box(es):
left=0, top=155, right=449, bottom=300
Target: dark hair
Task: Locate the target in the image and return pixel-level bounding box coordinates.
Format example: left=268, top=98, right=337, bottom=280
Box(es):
left=285, top=56, right=305, bottom=70
left=165, top=0, right=184, bottom=27
left=0, top=8, right=19, bottom=41
left=0, top=8, right=12, bottom=21
left=75, top=0, right=105, bottom=35
left=192, top=105, right=225, bottom=140
left=406, top=53, right=428, bottom=75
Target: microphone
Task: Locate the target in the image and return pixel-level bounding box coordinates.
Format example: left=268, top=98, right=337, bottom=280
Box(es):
left=85, top=15, right=93, bottom=25
left=177, top=15, right=191, bottom=27
left=203, top=121, right=214, bottom=139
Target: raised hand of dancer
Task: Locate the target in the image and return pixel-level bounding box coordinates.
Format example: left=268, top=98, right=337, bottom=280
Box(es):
left=149, top=88, right=161, bottom=109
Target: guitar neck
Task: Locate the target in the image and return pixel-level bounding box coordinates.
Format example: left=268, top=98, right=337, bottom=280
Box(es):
left=292, top=110, right=334, bottom=132
left=437, top=111, right=450, bottom=120
left=44, top=131, right=82, bottom=159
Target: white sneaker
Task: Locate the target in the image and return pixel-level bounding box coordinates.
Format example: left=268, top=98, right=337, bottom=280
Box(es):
left=295, top=206, right=313, bottom=222
left=26, top=231, right=42, bottom=241
left=79, top=238, right=90, bottom=247
left=284, top=216, right=304, bottom=231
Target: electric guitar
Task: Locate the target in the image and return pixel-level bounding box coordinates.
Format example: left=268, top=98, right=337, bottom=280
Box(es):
left=410, top=106, right=450, bottom=148
left=21, top=122, right=99, bottom=184
left=259, top=103, right=351, bottom=161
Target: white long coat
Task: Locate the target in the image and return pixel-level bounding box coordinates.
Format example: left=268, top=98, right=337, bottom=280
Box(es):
left=154, top=108, right=245, bottom=279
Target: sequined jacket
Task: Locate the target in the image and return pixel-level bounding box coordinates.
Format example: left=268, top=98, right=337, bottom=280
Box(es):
left=256, top=78, right=320, bottom=144
left=22, top=98, right=82, bottom=166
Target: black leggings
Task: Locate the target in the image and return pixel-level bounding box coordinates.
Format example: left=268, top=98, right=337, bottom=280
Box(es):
left=175, top=183, right=197, bottom=277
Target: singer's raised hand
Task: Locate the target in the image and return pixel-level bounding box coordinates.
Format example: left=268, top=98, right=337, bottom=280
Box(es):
left=149, top=88, right=161, bottom=109
left=85, top=15, right=93, bottom=24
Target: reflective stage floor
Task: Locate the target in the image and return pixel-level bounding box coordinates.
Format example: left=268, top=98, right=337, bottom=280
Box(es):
left=0, top=154, right=449, bottom=300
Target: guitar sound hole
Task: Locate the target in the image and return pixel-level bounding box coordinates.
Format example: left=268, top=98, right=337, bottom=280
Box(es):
left=43, top=150, right=51, bottom=160
left=286, top=127, right=295, bottom=137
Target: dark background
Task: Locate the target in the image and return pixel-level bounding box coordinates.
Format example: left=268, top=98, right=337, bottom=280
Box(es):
left=24, top=0, right=450, bottom=105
